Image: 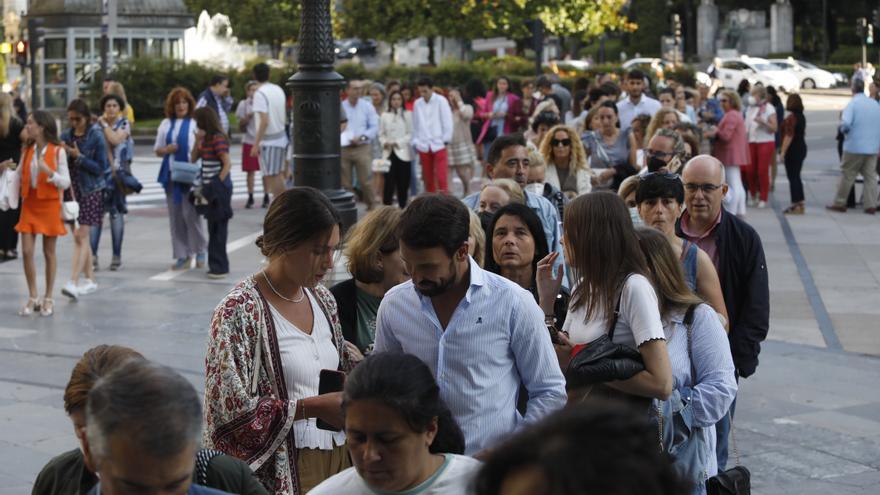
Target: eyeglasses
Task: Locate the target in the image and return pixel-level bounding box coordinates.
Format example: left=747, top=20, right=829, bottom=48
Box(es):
left=684, top=182, right=723, bottom=193
left=645, top=149, right=674, bottom=159
left=550, top=138, right=572, bottom=147
left=718, top=99, right=729, bottom=103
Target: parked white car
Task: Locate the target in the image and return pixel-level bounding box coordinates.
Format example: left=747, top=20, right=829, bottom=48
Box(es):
left=768, top=58, right=838, bottom=89
left=709, top=57, right=801, bottom=93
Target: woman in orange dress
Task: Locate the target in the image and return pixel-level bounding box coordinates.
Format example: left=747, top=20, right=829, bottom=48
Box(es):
left=12, top=111, right=70, bottom=316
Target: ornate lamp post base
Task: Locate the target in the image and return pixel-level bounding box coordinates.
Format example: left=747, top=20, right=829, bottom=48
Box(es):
left=288, top=0, right=358, bottom=230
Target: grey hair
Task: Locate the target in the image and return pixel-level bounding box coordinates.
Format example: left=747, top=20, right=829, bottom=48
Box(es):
left=86, top=360, right=202, bottom=461
left=653, top=128, right=687, bottom=161
left=853, top=78, right=866, bottom=94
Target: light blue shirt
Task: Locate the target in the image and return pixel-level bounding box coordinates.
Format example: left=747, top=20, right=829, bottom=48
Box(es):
left=840, top=93, right=880, bottom=155
left=341, top=98, right=379, bottom=143
left=374, top=258, right=567, bottom=455
left=659, top=304, right=737, bottom=482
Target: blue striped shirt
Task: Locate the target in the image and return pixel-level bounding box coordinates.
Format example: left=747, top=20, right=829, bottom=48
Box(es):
left=374, top=257, right=567, bottom=455
left=660, top=304, right=737, bottom=481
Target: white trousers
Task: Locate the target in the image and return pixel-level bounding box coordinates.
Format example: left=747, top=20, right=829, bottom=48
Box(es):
left=723, top=165, right=747, bottom=216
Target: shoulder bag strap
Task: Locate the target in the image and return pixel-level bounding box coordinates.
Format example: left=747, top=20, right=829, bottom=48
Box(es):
left=684, top=304, right=698, bottom=385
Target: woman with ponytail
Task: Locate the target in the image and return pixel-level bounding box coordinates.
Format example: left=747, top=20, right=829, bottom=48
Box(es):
left=310, top=352, right=481, bottom=494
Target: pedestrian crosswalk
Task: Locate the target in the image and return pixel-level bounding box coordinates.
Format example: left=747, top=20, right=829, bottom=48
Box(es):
left=127, top=156, right=266, bottom=210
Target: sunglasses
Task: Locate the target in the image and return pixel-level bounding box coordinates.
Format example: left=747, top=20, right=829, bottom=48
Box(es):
left=639, top=172, right=680, bottom=182
left=550, top=138, right=572, bottom=147
left=645, top=149, right=674, bottom=159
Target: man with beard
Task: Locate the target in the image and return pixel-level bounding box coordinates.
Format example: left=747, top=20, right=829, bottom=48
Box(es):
left=373, top=194, right=566, bottom=456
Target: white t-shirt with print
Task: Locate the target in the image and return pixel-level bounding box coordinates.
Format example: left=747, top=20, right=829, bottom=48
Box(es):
left=308, top=454, right=481, bottom=495
left=562, top=274, right=665, bottom=348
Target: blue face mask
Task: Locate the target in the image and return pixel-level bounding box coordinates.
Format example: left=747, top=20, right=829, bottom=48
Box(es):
left=629, top=207, right=643, bottom=226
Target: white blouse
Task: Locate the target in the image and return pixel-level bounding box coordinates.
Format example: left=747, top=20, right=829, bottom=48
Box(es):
left=745, top=103, right=776, bottom=144
left=562, top=274, right=665, bottom=348
left=269, top=291, right=346, bottom=450
left=152, top=118, right=197, bottom=156
left=379, top=111, right=413, bottom=161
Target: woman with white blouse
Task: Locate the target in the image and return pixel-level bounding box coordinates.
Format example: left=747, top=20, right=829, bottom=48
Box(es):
left=153, top=87, right=207, bottom=270
left=743, top=85, right=778, bottom=208
left=5, top=111, right=71, bottom=316
left=205, top=187, right=360, bottom=494
left=537, top=192, right=672, bottom=408
left=379, top=91, right=413, bottom=208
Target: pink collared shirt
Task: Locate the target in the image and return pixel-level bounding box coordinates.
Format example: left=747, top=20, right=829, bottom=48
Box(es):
left=680, top=209, right=723, bottom=272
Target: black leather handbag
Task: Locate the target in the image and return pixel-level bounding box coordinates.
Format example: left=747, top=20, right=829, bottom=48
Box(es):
left=707, top=466, right=750, bottom=495
left=565, top=295, right=645, bottom=389
left=707, top=408, right=750, bottom=495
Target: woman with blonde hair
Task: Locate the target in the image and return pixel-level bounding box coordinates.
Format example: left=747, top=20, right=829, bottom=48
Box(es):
left=105, top=81, right=134, bottom=125
left=539, top=124, right=592, bottom=198
left=6, top=111, right=71, bottom=316
left=467, top=209, right=486, bottom=267
left=644, top=108, right=681, bottom=147
left=478, top=178, right=525, bottom=215
left=330, top=206, right=409, bottom=355
left=0, top=93, right=24, bottom=261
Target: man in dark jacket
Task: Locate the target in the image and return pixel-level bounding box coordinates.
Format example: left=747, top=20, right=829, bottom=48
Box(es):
left=677, top=154, right=769, bottom=470
left=197, top=75, right=232, bottom=134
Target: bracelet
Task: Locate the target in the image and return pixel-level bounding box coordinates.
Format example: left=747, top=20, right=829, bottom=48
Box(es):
left=300, top=399, right=307, bottom=420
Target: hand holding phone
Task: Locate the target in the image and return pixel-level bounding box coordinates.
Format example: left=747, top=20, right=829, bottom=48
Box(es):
left=316, top=369, right=346, bottom=431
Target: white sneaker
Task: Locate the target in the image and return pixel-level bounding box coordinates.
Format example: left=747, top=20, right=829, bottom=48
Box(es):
left=61, top=280, right=79, bottom=300
left=757, top=200, right=767, bottom=209
left=77, top=279, right=98, bottom=295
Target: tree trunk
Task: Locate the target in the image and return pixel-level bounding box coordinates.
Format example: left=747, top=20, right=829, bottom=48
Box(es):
left=428, top=36, right=436, bottom=66
left=390, top=42, right=396, bottom=64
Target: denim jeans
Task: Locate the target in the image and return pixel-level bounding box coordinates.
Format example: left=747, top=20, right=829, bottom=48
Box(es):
left=715, top=393, right=738, bottom=470
left=90, top=210, right=124, bottom=258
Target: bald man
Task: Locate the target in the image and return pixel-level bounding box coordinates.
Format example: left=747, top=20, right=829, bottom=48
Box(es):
left=676, top=155, right=769, bottom=470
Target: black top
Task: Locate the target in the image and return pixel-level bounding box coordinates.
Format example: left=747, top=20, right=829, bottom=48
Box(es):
left=0, top=117, right=24, bottom=163
left=31, top=448, right=269, bottom=495
left=330, top=277, right=359, bottom=348
left=676, top=209, right=769, bottom=378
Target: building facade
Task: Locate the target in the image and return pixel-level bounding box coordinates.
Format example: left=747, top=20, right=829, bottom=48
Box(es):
left=27, top=0, right=192, bottom=108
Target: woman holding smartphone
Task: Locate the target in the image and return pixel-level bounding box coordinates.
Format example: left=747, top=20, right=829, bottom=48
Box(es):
left=205, top=187, right=361, bottom=494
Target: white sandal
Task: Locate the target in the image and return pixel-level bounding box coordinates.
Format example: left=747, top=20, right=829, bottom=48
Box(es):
left=18, top=297, right=39, bottom=316
left=39, top=298, right=55, bottom=317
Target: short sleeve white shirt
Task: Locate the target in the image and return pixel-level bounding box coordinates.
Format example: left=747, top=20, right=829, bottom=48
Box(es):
left=745, top=103, right=776, bottom=143
left=253, top=82, right=289, bottom=148
left=308, top=454, right=481, bottom=495
left=562, top=274, right=665, bottom=348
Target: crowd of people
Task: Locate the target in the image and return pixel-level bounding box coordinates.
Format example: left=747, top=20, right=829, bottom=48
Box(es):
left=3, top=66, right=790, bottom=494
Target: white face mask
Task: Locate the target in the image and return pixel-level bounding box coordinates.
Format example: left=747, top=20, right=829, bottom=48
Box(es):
left=525, top=182, right=545, bottom=196
left=747, top=95, right=757, bottom=106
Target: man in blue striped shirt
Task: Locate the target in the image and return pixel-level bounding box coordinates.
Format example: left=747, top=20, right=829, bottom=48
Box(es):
left=374, top=195, right=567, bottom=455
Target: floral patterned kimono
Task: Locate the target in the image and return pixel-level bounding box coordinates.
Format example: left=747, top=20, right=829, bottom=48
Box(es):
left=204, top=275, right=353, bottom=494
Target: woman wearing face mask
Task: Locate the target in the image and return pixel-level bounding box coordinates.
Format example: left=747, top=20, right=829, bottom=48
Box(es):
left=205, top=188, right=356, bottom=494
left=539, top=125, right=592, bottom=198
left=580, top=101, right=636, bottom=191
left=485, top=203, right=569, bottom=328
left=636, top=173, right=728, bottom=327
left=617, top=175, right=643, bottom=227
left=310, top=352, right=479, bottom=495
left=477, top=178, right=524, bottom=216
left=743, top=85, right=777, bottom=208
left=704, top=90, right=749, bottom=218
left=526, top=153, right=567, bottom=221
left=331, top=207, right=409, bottom=356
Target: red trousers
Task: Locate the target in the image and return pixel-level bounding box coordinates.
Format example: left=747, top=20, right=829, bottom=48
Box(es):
left=419, top=148, right=449, bottom=193
left=744, top=142, right=775, bottom=202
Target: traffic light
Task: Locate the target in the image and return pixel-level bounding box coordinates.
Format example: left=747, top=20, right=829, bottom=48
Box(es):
left=857, top=17, right=867, bottom=42
left=869, top=24, right=875, bottom=45
left=672, top=14, right=682, bottom=39
left=14, top=40, right=27, bottom=66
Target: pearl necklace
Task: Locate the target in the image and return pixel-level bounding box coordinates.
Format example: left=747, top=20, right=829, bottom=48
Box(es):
left=261, top=271, right=305, bottom=303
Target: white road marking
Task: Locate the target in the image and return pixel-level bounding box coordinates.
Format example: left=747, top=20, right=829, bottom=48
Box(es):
left=149, top=231, right=262, bottom=282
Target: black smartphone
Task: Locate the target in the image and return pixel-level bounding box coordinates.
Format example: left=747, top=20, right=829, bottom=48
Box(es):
left=316, top=369, right=346, bottom=432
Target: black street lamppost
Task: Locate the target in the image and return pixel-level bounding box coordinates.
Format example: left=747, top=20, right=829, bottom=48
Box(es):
left=288, top=0, right=358, bottom=229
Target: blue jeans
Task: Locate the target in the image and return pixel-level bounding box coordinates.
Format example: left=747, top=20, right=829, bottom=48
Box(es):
left=716, top=393, right=738, bottom=470
left=90, top=210, right=124, bottom=258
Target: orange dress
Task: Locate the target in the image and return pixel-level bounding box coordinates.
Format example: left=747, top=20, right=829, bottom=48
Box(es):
left=15, top=143, right=67, bottom=236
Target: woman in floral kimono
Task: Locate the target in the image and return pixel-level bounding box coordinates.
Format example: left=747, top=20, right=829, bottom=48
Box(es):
left=205, top=187, right=359, bottom=494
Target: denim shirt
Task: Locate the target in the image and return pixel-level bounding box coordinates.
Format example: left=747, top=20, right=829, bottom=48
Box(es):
left=840, top=93, right=880, bottom=155
left=61, top=123, right=110, bottom=196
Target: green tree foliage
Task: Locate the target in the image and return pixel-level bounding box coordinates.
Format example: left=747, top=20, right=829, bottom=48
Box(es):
left=184, top=0, right=300, bottom=57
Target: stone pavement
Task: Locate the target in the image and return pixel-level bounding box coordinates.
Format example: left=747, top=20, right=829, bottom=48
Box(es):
left=0, top=93, right=878, bottom=493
